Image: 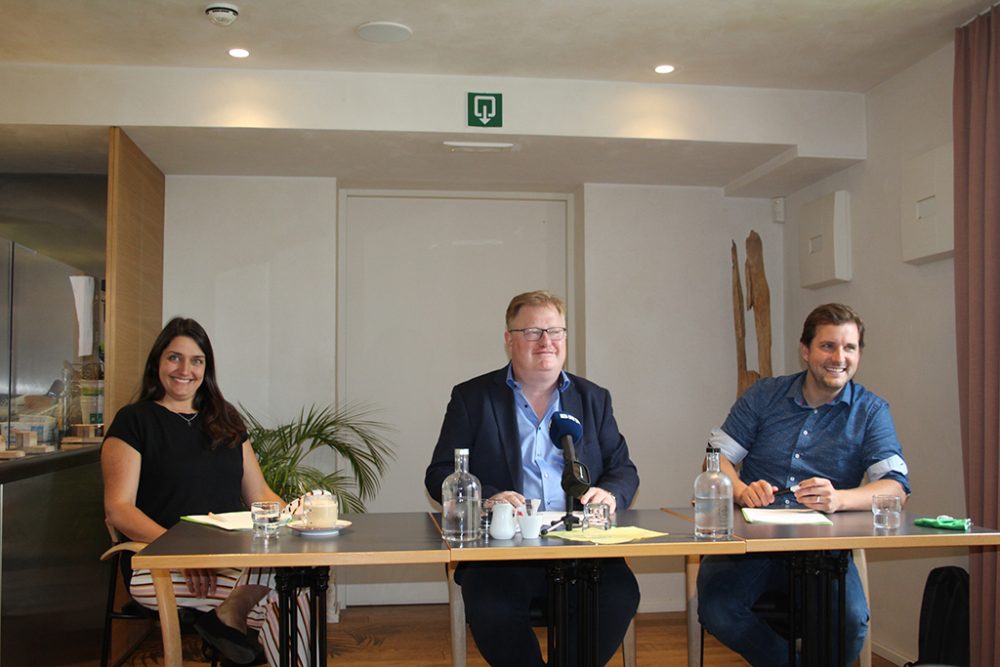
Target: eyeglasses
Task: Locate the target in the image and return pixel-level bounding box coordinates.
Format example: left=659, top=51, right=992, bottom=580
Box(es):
left=507, top=327, right=568, bottom=341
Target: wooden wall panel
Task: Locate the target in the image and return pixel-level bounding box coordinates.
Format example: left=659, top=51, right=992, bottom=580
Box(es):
left=104, top=127, right=164, bottom=429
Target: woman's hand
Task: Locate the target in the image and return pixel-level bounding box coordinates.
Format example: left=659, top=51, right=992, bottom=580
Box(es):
left=183, top=568, right=217, bottom=599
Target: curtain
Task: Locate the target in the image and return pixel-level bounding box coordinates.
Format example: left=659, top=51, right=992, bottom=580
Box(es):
left=954, top=7, right=1000, bottom=666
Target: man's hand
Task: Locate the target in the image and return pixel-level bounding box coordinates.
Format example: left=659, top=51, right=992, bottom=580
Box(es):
left=485, top=490, right=526, bottom=509
left=580, top=486, right=617, bottom=514
left=738, top=480, right=778, bottom=507
left=794, top=478, right=842, bottom=513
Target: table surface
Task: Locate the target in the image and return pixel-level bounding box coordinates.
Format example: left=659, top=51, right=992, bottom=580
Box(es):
left=440, top=508, right=745, bottom=561
left=132, top=511, right=451, bottom=570
left=660, top=506, right=1000, bottom=552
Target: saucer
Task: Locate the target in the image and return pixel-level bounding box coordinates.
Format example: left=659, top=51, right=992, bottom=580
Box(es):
left=288, top=519, right=352, bottom=537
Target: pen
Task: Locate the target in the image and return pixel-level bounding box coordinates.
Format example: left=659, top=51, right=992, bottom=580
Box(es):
left=773, top=484, right=801, bottom=496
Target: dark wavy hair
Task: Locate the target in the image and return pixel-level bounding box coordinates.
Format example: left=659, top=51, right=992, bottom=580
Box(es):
left=139, top=317, right=246, bottom=449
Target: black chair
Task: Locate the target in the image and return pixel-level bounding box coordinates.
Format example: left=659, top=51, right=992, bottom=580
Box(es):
left=99, top=526, right=221, bottom=667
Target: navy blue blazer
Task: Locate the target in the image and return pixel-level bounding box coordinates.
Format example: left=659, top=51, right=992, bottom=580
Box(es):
left=425, top=365, right=639, bottom=509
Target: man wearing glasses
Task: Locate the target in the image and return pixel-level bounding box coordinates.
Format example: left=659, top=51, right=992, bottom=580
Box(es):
left=425, top=290, right=640, bottom=667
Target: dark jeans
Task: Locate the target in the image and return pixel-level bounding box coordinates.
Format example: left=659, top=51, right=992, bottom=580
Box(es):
left=458, top=558, right=639, bottom=667
left=697, top=552, right=869, bottom=667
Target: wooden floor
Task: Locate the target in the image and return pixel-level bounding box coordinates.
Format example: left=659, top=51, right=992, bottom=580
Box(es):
left=119, top=604, right=898, bottom=666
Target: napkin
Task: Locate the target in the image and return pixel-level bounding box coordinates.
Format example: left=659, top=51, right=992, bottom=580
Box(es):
left=913, top=516, right=972, bottom=531
left=544, top=526, right=668, bottom=545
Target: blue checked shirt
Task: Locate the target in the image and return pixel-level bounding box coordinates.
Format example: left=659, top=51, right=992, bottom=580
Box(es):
left=710, top=372, right=909, bottom=508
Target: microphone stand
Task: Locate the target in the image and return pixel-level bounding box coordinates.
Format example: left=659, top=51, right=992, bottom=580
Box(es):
left=560, top=490, right=581, bottom=531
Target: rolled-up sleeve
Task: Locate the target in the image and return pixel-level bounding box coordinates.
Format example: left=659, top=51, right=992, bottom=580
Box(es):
left=861, top=402, right=910, bottom=494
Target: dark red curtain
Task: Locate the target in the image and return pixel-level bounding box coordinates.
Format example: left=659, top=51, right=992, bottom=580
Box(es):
left=954, top=7, right=1000, bottom=665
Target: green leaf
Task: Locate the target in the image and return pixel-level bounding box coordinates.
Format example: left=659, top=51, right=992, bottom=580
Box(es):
left=241, top=403, right=396, bottom=513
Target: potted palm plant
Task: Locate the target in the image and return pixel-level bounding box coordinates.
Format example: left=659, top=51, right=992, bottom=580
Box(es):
left=242, top=404, right=395, bottom=513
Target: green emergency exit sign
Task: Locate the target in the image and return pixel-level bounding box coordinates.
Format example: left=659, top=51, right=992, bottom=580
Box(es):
left=468, top=93, right=503, bottom=127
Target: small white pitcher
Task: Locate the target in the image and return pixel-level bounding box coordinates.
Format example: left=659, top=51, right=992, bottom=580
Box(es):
left=489, top=502, right=517, bottom=539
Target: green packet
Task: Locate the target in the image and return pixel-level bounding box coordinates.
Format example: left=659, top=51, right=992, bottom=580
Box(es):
left=913, top=515, right=972, bottom=531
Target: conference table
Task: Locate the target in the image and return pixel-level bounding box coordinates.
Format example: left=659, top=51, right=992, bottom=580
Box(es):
left=662, top=506, right=1000, bottom=667
left=441, top=508, right=744, bottom=667
left=131, top=512, right=450, bottom=667
left=132, top=508, right=741, bottom=667
left=132, top=506, right=1000, bottom=667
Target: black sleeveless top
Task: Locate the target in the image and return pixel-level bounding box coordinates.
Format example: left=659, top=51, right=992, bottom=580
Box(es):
left=104, top=401, right=246, bottom=533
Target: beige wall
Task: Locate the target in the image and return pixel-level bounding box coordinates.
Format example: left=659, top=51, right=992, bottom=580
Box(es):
left=783, top=44, right=960, bottom=664
left=162, top=176, right=339, bottom=424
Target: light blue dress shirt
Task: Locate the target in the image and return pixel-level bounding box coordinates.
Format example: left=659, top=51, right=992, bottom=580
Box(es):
left=506, top=365, right=572, bottom=511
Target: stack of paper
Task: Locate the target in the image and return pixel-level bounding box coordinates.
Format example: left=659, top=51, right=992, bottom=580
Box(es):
left=741, top=508, right=833, bottom=526
left=181, top=511, right=253, bottom=531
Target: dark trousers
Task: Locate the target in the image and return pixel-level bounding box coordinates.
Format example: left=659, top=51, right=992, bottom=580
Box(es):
left=697, top=552, right=869, bottom=667
left=458, top=558, right=639, bottom=667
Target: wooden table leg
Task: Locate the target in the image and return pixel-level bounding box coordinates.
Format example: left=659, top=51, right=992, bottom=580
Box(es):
left=151, top=568, right=182, bottom=667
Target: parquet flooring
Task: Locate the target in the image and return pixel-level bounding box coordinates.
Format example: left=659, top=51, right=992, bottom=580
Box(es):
left=119, top=604, right=898, bottom=666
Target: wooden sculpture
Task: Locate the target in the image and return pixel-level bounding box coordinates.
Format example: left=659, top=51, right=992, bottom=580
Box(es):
left=732, top=230, right=772, bottom=398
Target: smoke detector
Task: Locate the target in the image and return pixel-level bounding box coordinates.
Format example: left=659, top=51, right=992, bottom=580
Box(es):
left=205, top=3, right=239, bottom=27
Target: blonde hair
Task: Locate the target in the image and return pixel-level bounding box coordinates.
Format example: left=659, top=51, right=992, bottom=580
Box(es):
left=505, top=291, right=567, bottom=328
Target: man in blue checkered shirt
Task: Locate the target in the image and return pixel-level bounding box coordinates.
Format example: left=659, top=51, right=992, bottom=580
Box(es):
left=698, top=303, right=910, bottom=666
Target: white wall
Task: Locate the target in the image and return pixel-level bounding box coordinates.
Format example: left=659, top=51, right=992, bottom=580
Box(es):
left=782, top=44, right=961, bottom=664
left=583, top=183, right=780, bottom=611
left=162, top=176, right=338, bottom=425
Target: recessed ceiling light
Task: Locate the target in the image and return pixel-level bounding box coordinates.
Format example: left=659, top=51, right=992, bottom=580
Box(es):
left=229, top=48, right=250, bottom=58
left=443, top=141, right=516, bottom=153
left=356, top=21, right=413, bottom=43
left=654, top=64, right=676, bottom=74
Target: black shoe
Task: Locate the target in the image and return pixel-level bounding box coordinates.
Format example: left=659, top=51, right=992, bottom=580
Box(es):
left=194, top=610, right=259, bottom=665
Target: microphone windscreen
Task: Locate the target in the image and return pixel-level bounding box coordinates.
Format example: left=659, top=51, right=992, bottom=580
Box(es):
left=549, top=412, right=583, bottom=447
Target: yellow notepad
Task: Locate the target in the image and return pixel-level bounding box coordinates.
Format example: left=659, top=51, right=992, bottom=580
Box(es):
left=544, top=526, right=668, bottom=545
left=741, top=508, right=833, bottom=525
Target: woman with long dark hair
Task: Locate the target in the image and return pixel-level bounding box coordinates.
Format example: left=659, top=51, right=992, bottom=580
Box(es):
left=102, top=317, right=306, bottom=665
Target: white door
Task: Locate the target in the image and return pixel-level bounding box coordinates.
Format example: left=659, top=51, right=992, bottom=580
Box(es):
left=337, top=190, right=570, bottom=605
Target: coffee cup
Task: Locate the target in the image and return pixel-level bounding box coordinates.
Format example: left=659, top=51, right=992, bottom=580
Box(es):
left=517, top=513, right=545, bottom=539
left=304, top=494, right=339, bottom=529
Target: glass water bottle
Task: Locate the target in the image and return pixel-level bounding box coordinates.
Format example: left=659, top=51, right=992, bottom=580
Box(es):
left=441, top=448, right=482, bottom=544
left=694, top=445, right=733, bottom=538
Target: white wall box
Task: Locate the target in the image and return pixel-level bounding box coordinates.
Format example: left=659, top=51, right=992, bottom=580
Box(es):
left=900, top=143, right=954, bottom=264
left=799, top=190, right=852, bottom=289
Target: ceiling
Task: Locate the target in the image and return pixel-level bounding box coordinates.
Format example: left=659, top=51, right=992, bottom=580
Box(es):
left=0, top=0, right=986, bottom=186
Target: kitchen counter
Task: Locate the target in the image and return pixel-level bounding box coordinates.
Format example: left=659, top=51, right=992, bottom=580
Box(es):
left=0, top=444, right=100, bottom=484
left=0, top=442, right=106, bottom=665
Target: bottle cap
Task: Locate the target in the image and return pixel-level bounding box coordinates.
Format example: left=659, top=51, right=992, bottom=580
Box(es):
left=455, top=448, right=469, bottom=455
left=705, top=445, right=720, bottom=453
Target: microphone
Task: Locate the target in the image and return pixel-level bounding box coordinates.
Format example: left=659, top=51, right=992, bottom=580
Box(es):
left=549, top=412, right=591, bottom=497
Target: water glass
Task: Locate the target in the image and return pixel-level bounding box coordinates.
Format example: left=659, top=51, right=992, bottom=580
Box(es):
left=583, top=502, right=612, bottom=530
left=251, top=501, right=281, bottom=538
left=872, top=494, right=902, bottom=530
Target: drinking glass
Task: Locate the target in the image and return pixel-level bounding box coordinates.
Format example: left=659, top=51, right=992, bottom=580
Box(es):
left=872, top=494, right=902, bottom=530
left=583, top=502, right=611, bottom=530
left=251, top=501, right=281, bottom=538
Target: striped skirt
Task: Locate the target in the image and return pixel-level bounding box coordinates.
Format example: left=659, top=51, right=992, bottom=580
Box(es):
left=128, top=567, right=314, bottom=666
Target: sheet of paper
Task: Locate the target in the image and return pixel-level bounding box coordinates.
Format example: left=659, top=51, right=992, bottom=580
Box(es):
left=181, top=511, right=253, bottom=531
left=545, top=526, right=669, bottom=545
left=741, top=508, right=833, bottom=526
